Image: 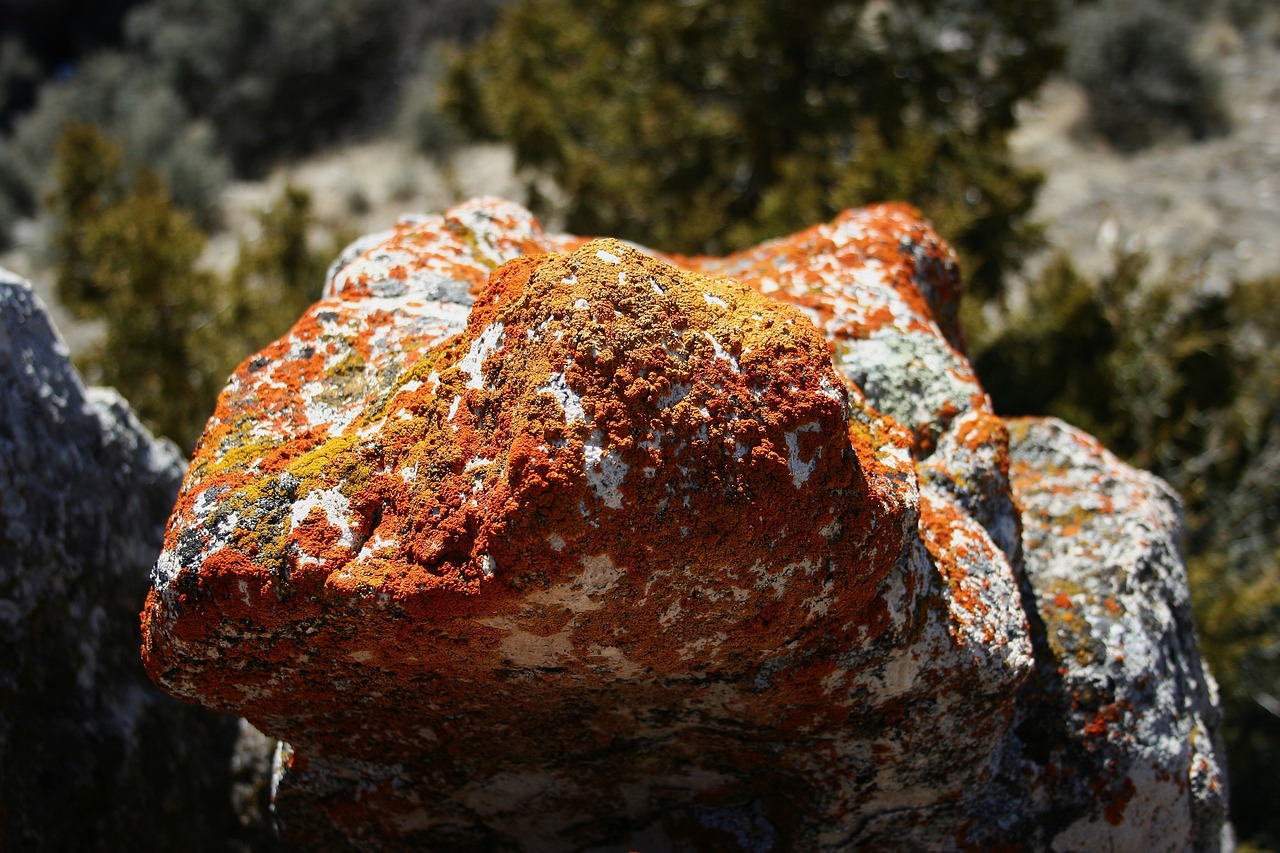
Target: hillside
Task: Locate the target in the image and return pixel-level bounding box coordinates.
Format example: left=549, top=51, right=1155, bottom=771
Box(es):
left=7, top=18, right=1279, bottom=358
left=1012, top=22, right=1280, bottom=288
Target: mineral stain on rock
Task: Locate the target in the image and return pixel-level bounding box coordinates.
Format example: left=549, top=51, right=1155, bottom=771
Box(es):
left=141, top=199, right=1227, bottom=851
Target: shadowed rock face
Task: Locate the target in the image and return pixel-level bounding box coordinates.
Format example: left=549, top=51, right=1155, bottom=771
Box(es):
left=0, top=271, right=248, bottom=851
left=141, top=199, right=1226, bottom=851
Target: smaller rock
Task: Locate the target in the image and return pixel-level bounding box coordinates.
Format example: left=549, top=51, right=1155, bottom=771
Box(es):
left=0, top=269, right=257, bottom=851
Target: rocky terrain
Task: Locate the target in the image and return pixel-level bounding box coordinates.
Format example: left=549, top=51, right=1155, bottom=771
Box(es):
left=1, top=14, right=1273, bottom=849
left=0, top=270, right=255, bottom=850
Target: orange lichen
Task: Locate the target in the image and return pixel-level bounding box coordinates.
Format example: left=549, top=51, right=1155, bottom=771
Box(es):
left=139, top=200, right=1224, bottom=851
left=143, top=228, right=918, bottom=723
left=1103, top=776, right=1137, bottom=826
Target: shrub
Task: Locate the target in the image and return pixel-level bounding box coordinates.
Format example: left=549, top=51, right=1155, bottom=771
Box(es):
left=0, top=50, right=229, bottom=244
left=973, top=254, right=1122, bottom=444
left=2, top=0, right=510, bottom=245
left=1181, top=277, right=1280, bottom=849
left=445, top=0, right=1068, bottom=299
left=47, top=123, right=128, bottom=314
left=127, top=0, right=390, bottom=173
left=226, top=182, right=335, bottom=347
left=1064, top=0, right=1230, bottom=152
left=47, top=124, right=221, bottom=447
left=124, top=0, right=493, bottom=175
left=46, top=124, right=335, bottom=449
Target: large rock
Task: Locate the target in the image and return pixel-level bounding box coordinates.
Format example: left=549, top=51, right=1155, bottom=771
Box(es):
left=141, top=199, right=1227, bottom=850
left=0, top=270, right=249, bottom=850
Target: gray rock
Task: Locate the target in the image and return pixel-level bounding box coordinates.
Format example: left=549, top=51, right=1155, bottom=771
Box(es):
left=965, top=417, right=1229, bottom=850
left=0, top=269, right=261, bottom=851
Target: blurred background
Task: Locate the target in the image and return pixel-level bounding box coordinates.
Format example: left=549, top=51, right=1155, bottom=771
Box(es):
left=1, top=0, right=1276, bottom=847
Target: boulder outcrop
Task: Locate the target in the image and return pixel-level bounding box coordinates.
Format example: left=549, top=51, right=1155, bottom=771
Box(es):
left=141, top=199, right=1227, bottom=850
left=0, top=270, right=249, bottom=850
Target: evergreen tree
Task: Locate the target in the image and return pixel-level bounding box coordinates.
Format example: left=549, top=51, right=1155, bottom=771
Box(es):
left=446, top=0, right=1067, bottom=297
left=46, top=124, right=335, bottom=450
left=49, top=122, right=126, bottom=314
left=83, top=165, right=221, bottom=447
left=48, top=124, right=219, bottom=447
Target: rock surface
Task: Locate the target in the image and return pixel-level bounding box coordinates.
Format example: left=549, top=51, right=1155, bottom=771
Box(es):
left=0, top=270, right=252, bottom=850
left=141, top=199, right=1227, bottom=850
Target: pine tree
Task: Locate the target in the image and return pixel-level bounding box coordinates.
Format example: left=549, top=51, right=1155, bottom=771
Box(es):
left=446, top=0, right=1067, bottom=297
left=46, top=125, right=335, bottom=450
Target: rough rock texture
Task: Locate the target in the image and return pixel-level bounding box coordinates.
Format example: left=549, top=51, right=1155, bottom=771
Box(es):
left=141, top=199, right=1227, bottom=851
left=0, top=270, right=260, bottom=849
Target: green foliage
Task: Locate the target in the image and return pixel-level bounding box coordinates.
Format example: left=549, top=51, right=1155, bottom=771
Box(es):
left=46, top=123, right=333, bottom=450
left=86, top=170, right=227, bottom=448
left=1064, top=0, right=1230, bottom=152
left=974, top=254, right=1121, bottom=443
left=227, top=183, right=334, bottom=346
left=48, top=124, right=127, bottom=314
left=48, top=124, right=222, bottom=447
left=126, top=0, right=505, bottom=175
left=446, top=0, right=1067, bottom=297
left=0, top=50, right=229, bottom=245
left=975, top=256, right=1280, bottom=847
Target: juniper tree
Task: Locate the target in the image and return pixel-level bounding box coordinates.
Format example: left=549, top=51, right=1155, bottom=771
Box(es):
left=48, top=124, right=218, bottom=447
left=446, top=0, right=1068, bottom=298
left=47, top=124, right=335, bottom=450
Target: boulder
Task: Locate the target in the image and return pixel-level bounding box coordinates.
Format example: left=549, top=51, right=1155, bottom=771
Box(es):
left=0, top=270, right=256, bottom=850
left=141, top=199, right=1227, bottom=850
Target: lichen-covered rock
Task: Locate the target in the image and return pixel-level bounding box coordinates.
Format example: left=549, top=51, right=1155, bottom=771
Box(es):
left=0, top=270, right=251, bottom=850
left=141, top=199, right=1226, bottom=850
left=984, top=418, right=1228, bottom=850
